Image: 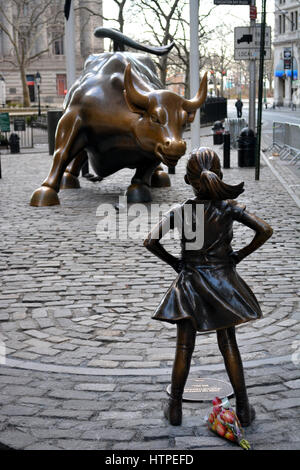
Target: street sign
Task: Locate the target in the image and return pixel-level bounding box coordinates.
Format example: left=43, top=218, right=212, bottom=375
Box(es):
left=235, top=48, right=271, bottom=60
left=284, top=48, right=292, bottom=59
left=14, top=118, right=26, bottom=132
left=235, top=25, right=271, bottom=49
left=214, top=1, right=250, bottom=4
left=234, top=25, right=271, bottom=61
left=0, top=112, right=10, bottom=132
left=283, top=47, right=292, bottom=69
left=250, top=5, right=257, bottom=19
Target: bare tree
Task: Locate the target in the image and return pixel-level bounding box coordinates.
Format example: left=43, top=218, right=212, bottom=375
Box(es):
left=167, top=4, right=215, bottom=97
left=136, top=0, right=183, bottom=87
left=208, top=49, right=233, bottom=97
left=99, top=0, right=129, bottom=33
left=0, top=0, right=65, bottom=106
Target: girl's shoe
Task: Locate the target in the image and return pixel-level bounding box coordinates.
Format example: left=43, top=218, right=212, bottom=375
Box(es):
left=164, top=397, right=182, bottom=426
left=237, top=404, right=256, bottom=427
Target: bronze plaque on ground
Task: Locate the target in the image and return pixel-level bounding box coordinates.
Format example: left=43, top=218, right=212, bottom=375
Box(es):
left=167, top=377, right=234, bottom=402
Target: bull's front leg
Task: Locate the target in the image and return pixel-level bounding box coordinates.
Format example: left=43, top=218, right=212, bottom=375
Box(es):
left=126, top=159, right=160, bottom=203
left=151, top=164, right=171, bottom=188
left=30, top=113, right=84, bottom=206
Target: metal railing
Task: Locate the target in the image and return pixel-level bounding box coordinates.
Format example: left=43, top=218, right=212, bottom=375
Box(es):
left=271, top=121, right=300, bottom=167
left=0, top=113, right=49, bottom=149
left=224, top=118, right=248, bottom=148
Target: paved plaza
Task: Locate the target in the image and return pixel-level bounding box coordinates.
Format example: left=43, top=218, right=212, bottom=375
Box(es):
left=0, top=128, right=299, bottom=451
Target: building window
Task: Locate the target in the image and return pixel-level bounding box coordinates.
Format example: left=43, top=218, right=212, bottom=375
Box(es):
left=56, top=74, right=67, bottom=96
left=294, top=11, right=298, bottom=30
left=52, top=36, right=64, bottom=55
left=282, top=14, right=286, bottom=33
left=279, top=15, right=282, bottom=34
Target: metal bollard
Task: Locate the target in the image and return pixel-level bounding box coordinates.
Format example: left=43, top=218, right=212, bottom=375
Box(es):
left=47, top=110, right=63, bottom=155
left=223, top=131, right=230, bottom=169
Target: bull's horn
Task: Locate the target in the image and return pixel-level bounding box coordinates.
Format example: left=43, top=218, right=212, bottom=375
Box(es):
left=124, top=63, right=149, bottom=111
left=182, top=72, right=208, bottom=112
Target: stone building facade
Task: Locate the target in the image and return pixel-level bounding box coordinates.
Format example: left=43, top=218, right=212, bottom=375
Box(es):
left=0, top=0, right=103, bottom=106
left=274, top=0, right=300, bottom=106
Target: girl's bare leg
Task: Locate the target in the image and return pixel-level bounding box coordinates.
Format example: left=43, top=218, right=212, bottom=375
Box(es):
left=165, top=319, right=196, bottom=425
left=217, top=326, right=255, bottom=426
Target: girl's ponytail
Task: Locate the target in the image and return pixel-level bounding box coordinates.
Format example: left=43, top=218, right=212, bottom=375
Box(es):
left=186, top=148, right=244, bottom=200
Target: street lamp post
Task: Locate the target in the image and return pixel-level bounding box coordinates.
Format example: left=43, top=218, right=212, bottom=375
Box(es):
left=35, top=72, right=41, bottom=116
left=0, top=75, right=6, bottom=108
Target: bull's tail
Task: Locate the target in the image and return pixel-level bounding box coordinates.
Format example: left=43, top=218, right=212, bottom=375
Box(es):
left=94, top=27, right=174, bottom=56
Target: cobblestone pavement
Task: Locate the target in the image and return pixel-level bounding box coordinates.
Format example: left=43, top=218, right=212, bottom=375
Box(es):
left=0, top=129, right=299, bottom=451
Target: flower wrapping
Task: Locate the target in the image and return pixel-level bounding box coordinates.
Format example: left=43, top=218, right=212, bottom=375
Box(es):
left=205, top=397, right=251, bottom=450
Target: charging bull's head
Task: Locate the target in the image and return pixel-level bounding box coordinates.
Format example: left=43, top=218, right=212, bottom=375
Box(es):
left=123, top=64, right=207, bottom=167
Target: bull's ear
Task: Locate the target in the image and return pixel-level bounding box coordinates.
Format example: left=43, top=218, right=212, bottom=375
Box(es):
left=123, top=90, right=146, bottom=115
left=187, top=112, right=196, bottom=123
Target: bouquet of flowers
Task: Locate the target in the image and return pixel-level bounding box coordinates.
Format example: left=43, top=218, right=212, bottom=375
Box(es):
left=205, top=397, right=251, bottom=450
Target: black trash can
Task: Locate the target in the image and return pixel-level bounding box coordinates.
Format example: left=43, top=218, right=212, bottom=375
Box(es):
left=212, top=121, right=224, bottom=145
left=237, top=128, right=256, bottom=167
left=47, top=110, right=63, bottom=155
left=9, top=133, right=20, bottom=154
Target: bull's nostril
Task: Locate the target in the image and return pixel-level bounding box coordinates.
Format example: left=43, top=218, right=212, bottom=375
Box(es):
left=165, top=140, right=171, bottom=147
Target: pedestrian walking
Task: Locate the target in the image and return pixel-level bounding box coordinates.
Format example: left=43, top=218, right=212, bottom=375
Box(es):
left=235, top=98, right=243, bottom=118
left=292, top=92, right=297, bottom=111
left=144, top=147, right=273, bottom=428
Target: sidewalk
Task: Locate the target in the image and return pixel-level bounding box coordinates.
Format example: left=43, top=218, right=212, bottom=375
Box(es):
left=0, top=128, right=299, bottom=451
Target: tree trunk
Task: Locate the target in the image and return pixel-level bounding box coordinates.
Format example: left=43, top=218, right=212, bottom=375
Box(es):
left=20, top=65, right=30, bottom=107
left=159, top=54, right=168, bottom=88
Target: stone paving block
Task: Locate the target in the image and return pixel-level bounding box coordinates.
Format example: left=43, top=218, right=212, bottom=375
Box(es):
left=285, top=379, right=300, bottom=389
left=40, top=409, right=94, bottom=419
left=74, top=383, right=116, bottom=392
left=113, top=440, right=170, bottom=450
left=81, top=429, right=136, bottom=441
left=262, top=397, right=300, bottom=412
left=97, top=411, right=143, bottom=420
left=175, top=436, right=229, bottom=449
left=48, top=389, right=98, bottom=400
left=0, top=429, right=37, bottom=449
left=0, top=405, right=40, bottom=416
left=62, top=400, right=111, bottom=411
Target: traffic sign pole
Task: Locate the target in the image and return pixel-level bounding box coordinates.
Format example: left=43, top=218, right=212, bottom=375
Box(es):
left=255, top=0, right=266, bottom=181
left=189, top=0, right=201, bottom=150
left=249, top=0, right=256, bottom=133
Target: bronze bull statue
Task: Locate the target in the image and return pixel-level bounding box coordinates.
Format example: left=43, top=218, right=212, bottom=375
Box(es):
left=30, top=29, right=207, bottom=206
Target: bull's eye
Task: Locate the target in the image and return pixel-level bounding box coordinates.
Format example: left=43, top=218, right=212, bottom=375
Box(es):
left=150, top=114, right=159, bottom=124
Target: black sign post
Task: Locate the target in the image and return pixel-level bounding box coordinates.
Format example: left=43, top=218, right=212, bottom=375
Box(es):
left=255, top=0, right=266, bottom=181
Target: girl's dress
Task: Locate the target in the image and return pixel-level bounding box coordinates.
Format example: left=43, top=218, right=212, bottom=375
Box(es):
left=152, top=198, right=262, bottom=332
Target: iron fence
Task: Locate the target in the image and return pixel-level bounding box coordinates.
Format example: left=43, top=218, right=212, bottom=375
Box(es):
left=0, top=113, right=49, bottom=149
left=200, top=97, right=227, bottom=125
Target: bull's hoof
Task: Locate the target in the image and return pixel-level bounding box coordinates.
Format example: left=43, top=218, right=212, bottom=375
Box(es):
left=30, top=186, right=60, bottom=207
left=151, top=170, right=171, bottom=188
left=60, top=172, right=80, bottom=189
left=125, top=183, right=152, bottom=203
